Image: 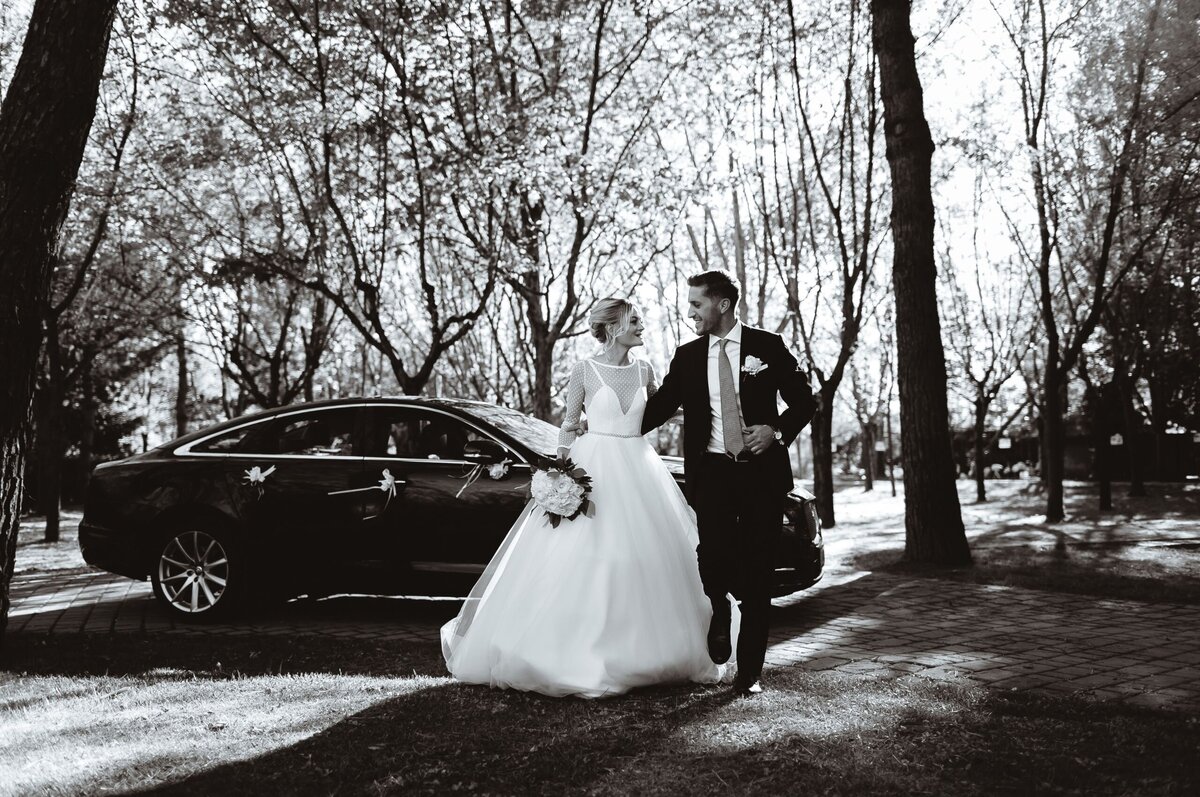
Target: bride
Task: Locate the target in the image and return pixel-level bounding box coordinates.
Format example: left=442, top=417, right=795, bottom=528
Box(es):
left=440, top=298, right=734, bottom=697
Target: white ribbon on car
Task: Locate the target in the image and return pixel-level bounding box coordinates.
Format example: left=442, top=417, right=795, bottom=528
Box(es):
left=242, top=465, right=276, bottom=499
left=328, top=468, right=399, bottom=519
left=455, top=459, right=511, bottom=499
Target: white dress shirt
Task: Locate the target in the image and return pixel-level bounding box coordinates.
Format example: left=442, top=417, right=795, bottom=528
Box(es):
left=706, top=321, right=744, bottom=454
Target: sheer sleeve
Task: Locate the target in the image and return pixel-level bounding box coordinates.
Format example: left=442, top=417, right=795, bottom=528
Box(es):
left=643, top=359, right=659, bottom=398
left=557, top=361, right=586, bottom=454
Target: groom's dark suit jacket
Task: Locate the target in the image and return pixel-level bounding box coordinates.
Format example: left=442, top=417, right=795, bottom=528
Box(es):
left=641, top=324, right=817, bottom=502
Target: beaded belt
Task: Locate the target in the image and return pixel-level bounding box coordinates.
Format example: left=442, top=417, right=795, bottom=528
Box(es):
left=588, top=430, right=641, bottom=438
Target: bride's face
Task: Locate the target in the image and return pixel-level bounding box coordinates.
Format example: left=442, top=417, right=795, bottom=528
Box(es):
left=614, top=309, right=645, bottom=349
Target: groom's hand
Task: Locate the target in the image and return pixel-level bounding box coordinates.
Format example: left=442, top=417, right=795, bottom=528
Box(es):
left=742, top=425, right=777, bottom=455
left=563, top=420, right=588, bottom=436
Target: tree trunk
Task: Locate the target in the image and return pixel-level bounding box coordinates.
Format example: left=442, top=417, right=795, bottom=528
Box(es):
left=1041, top=374, right=1070, bottom=523
left=34, top=385, right=64, bottom=543
left=1147, top=376, right=1168, bottom=480
left=0, top=0, right=119, bottom=646
left=36, top=315, right=63, bottom=541
left=531, top=336, right=554, bottom=421
left=1114, top=373, right=1146, bottom=496
left=1043, top=372, right=1066, bottom=521
left=0, top=434, right=22, bottom=645
left=973, top=397, right=987, bottom=503
left=1088, top=382, right=1113, bottom=512
left=871, top=0, right=969, bottom=566
left=175, top=332, right=189, bottom=438
left=78, top=359, right=95, bottom=499
left=810, top=398, right=836, bottom=528
left=731, top=154, right=749, bottom=321
left=860, top=422, right=875, bottom=492
left=523, top=273, right=560, bottom=422
left=886, top=398, right=897, bottom=497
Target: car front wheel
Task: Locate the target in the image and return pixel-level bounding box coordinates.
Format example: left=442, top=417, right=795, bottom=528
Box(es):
left=151, top=527, right=243, bottom=621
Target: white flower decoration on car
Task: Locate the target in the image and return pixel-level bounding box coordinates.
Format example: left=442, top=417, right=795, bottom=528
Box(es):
left=242, top=465, right=276, bottom=499
left=742, top=355, right=768, bottom=376
left=487, top=460, right=511, bottom=480
left=243, top=465, right=276, bottom=485
left=377, top=468, right=397, bottom=497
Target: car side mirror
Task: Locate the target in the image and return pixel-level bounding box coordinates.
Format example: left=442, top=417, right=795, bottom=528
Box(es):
left=463, top=439, right=508, bottom=465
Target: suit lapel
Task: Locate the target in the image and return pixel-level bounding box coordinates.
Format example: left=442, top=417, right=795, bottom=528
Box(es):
left=691, top=337, right=712, bottom=442
left=697, top=335, right=711, bottom=396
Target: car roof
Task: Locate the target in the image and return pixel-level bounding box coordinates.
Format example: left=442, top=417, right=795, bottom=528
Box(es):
left=159, top=396, right=508, bottom=450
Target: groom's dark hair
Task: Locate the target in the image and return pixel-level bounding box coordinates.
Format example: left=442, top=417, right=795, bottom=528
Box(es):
left=688, top=269, right=740, bottom=310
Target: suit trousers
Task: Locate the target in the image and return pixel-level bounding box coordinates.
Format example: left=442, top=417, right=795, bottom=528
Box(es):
left=693, top=453, right=785, bottom=684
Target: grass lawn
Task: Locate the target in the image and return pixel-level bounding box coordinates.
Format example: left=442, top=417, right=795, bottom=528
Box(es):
left=3, top=634, right=1198, bottom=796
left=837, top=479, right=1200, bottom=605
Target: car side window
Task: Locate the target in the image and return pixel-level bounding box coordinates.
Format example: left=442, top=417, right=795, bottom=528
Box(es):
left=191, top=426, right=254, bottom=453
left=258, top=409, right=359, bottom=456
left=365, top=408, right=492, bottom=460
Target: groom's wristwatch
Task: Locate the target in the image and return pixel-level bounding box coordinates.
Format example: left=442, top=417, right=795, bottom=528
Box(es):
left=771, top=426, right=783, bottom=445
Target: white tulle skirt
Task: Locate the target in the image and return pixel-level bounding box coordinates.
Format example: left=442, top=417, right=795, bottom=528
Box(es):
left=440, top=433, right=734, bottom=698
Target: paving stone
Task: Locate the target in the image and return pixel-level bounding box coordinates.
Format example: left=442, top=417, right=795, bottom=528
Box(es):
left=1065, top=672, right=1129, bottom=689
left=795, top=656, right=849, bottom=671
left=990, top=673, right=1060, bottom=690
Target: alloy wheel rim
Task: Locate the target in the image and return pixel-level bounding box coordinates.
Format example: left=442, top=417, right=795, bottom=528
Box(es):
left=157, top=531, right=230, bottom=613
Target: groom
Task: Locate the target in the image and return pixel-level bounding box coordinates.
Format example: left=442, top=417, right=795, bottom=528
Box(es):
left=642, top=270, right=816, bottom=696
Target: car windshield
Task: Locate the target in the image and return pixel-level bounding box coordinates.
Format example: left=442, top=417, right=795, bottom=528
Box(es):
left=458, top=403, right=560, bottom=455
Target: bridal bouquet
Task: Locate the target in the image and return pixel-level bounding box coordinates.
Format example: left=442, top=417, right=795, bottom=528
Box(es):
left=530, top=456, right=594, bottom=528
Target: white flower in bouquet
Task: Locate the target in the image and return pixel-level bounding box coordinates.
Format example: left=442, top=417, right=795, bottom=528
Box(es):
left=530, top=458, right=594, bottom=527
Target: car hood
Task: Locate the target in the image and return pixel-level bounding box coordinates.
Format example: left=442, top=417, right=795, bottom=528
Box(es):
left=659, top=456, right=686, bottom=477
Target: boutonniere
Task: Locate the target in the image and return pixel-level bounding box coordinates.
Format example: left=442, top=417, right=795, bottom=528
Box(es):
left=742, top=355, right=768, bottom=376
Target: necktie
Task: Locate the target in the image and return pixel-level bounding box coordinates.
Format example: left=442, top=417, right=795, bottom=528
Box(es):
left=719, top=338, right=744, bottom=457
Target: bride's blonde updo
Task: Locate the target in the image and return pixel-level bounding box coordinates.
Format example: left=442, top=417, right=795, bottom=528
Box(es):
left=589, top=297, right=634, bottom=348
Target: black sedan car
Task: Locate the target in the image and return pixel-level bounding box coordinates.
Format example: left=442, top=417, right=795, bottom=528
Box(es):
left=80, top=397, right=824, bottom=620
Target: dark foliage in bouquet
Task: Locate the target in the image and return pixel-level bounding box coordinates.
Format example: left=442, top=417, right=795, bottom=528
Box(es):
left=528, top=455, right=595, bottom=528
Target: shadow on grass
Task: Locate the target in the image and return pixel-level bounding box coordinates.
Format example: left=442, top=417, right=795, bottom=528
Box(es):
left=137, top=679, right=747, bottom=796
left=126, top=666, right=1200, bottom=796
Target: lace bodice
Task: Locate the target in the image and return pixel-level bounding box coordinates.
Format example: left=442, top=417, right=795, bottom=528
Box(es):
left=558, top=358, right=658, bottom=451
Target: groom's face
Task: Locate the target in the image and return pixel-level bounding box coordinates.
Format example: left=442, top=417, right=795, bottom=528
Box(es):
left=687, top=286, right=727, bottom=336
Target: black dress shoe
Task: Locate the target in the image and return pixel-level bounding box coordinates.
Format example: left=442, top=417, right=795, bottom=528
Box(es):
left=707, top=614, right=731, bottom=664
left=732, top=680, right=763, bottom=697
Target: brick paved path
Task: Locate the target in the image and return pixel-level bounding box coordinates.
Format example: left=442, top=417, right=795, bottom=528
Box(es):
left=9, top=565, right=1199, bottom=712
left=766, top=573, right=1200, bottom=712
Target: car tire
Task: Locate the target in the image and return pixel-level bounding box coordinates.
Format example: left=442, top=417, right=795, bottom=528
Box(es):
left=151, top=525, right=247, bottom=622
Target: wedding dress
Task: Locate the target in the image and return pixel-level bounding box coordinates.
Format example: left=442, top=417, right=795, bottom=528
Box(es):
left=440, top=358, right=733, bottom=697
